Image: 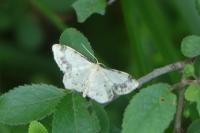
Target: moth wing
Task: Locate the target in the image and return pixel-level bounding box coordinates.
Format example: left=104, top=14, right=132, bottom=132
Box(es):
left=62, top=65, right=93, bottom=92
left=102, top=68, right=139, bottom=95
left=86, top=68, right=114, bottom=103
left=52, top=44, right=94, bottom=92
left=52, top=44, right=93, bottom=73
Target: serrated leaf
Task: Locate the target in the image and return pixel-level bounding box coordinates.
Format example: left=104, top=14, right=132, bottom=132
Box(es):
left=185, top=84, right=200, bottom=115
left=187, top=119, right=200, bottom=133
left=122, top=83, right=176, bottom=133
left=59, top=28, right=95, bottom=62
left=52, top=93, right=100, bottom=133
left=183, top=64, right=196, bottom=78
left=181, top=35, right=200, bottom=58
left=91, top=101, right=110, bottom=133
left=0, top=84, right=65, bottom=125
left=73, top=0, right=106, bottom=22
left=28, top=121, right=48, bottom=133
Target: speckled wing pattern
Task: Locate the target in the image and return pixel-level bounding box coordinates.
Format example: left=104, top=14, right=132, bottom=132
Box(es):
left=101, top=68, right=139, bottom=95
left=52, top=44, right=139, bottom=103
left=52, top=44, right=93, bottom=93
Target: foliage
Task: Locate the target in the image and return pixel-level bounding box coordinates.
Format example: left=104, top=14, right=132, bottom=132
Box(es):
left=52, top=94, right=100, bottom=133
left=28, top=121, right=48, bottom=133
left=73, top=0, right=106, bottom=22
left=1, top=0, right=200, bottom=132
left=122, top=84, right=176, bottom=133
left=183, top=64, right=196, bottom=78
left=185, top=84, right=200, bottom=114
left=187, top=119, right=200, bottom=133
left=59, top=28, right=95, bottom=62
left=181, top=35, right=200, bottom=58
left=0, top=84, right=65, bottom=125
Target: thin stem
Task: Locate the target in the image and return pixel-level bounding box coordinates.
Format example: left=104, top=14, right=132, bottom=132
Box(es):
left=30, top=0, right=67, bottom=31
left=138, top=61, right=186, bottom=87
left=171, top=79, right=200, bottom=91
left=108, top=0, right=117, bottom=5
left=173, top=77, right=186, bottom=133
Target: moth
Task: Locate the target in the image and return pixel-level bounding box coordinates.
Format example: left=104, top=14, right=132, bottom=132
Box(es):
left=52, top=44, right=139, bottom=103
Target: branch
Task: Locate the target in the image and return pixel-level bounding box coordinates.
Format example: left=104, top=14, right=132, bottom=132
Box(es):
left=173, top=77, right=186, bottom=133
left=138, top=61, right=186, bottom=87
left=108, top=0, right=117, bottom=5
left=171, top=79, right=200, bottom=91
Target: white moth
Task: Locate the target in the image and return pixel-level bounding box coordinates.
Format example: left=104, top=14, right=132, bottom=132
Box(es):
left=52, top=44, right=139, bottom=103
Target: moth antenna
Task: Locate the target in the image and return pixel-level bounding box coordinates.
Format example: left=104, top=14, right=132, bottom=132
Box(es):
left=81, top=43, right=99, bottom=63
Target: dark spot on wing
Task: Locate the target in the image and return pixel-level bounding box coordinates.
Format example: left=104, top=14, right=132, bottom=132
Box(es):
left=128, top=75, right=133, bottom=81
left=113, top=83, right=127, bottom=92
left=60, top=57, right=67, bottom=64
left=108, top=93, right=113, bottom=99
left=112, top=75, right=133, bottom=93
left=60, top=56, right=72, bottom=71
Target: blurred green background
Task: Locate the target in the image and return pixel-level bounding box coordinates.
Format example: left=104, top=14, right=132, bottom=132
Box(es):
left=1, top=0, right=200, bottom=131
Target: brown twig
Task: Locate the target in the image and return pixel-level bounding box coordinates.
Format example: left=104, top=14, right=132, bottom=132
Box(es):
left=108, top=0, right=117, bottom=5
left=171, top=79, right=200, bottom=91
left=173, top=77, right=186, bottom=133
left=107, top=60, right=195, bottom=105
left=138, top=61, right=186, bottom=87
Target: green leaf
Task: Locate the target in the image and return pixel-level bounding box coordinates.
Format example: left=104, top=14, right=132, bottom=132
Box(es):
left=0, top=84, right=65, bottom=125
left=185, top=84, right=200, bottom=102
left=185, top=84, right=200, bottom=115
left=196, top=0, right=200, bottom=15
left=183, top=102, right=199, bottom=120
left=90, top=101, right=110, bottom=133
left=39, top=116, right=52, bottom=133
left=28, top=121, right=48, bottom=133
left=181, top=35, right=200, bottom=58
left=110, top=124, right=121, bottom=133
left=187, top=119, right=200, bottom=133
left=59, top=28, right=95, bottom=62
left=183, top=64, right=196, bottom=78
left=0, top=124, right=11, bottom=133
left=52, top=93, right=100, bottom=133
left=73, top=0, right=106, bottom=22
left=122, top=83, right=176, bottom=133
left=0, top=124, right=28, bottom=133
